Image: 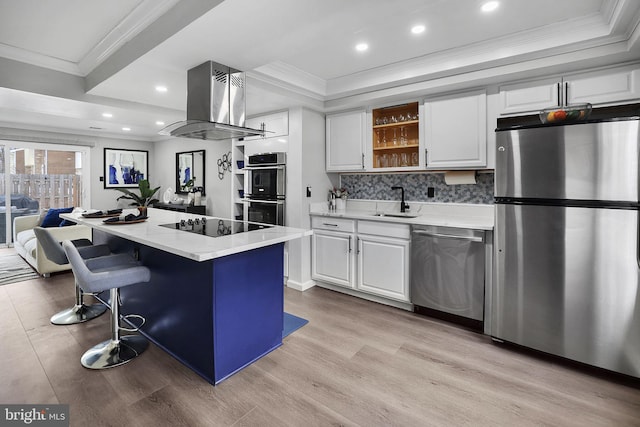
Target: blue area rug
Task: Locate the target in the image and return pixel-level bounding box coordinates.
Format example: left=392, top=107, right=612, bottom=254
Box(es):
left=283, top=312, right=308, bottom=338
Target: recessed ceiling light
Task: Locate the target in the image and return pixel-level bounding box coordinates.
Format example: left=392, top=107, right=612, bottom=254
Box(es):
left=155, top=85, right=168, bottom=93
left=355, top=43, right=368, bottom=52
left=122, top=127, right=131, bottom=131
left=156, top=121, right=165, bottom=126
left=411, top=25, right=426, bottom=34
left=481, top=1, right=499, bottom=12
left=102, top=113, right=112, bottom=118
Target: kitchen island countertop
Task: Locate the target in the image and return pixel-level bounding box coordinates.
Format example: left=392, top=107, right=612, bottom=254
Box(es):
left=62, top=207, right=311, bottom=262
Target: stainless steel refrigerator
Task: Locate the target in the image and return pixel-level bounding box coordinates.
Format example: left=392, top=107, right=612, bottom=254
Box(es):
left=494, top=118, right=640, bottom=379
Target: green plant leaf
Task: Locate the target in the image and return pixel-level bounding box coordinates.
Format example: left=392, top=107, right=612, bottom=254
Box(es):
left=113, top=179, right=160, bottom=206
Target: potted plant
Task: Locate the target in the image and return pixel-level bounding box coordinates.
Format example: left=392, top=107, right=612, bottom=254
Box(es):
left=181, top=178, right=196, bottom=205
left=181, top=178, right=195, bottom=193
left=329, top=187, right=348, bottom=211
left=115, top=179, right=160, bottom=217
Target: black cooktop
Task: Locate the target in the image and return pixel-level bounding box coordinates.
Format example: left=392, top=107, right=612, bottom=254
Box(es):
left=159, top=218, right=272, bottom=238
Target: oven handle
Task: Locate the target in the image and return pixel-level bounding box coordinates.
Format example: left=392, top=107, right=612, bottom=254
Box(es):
left=412, top=230, right=484, bottom=243
left=243, top=165, right=285, bottom=170
left=244, top=199, right=285, bottom=205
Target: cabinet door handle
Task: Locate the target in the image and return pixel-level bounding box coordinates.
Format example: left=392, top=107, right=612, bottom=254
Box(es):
left=556, top=82, right=562, bottom=107
left=348, top=235, right=352, bottom=253
left=356, top=237, right=360, bottom=254
left=322, top=223, right=339, bottom=227
left=425, top=149, right=428, bottom=166
left=361, top=153, right=365, bottom=169
left=564, top=81, right=569, bottom=106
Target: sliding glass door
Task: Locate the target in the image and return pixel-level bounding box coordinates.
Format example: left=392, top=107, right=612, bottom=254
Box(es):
left=0, top=141, right=90, bottom=246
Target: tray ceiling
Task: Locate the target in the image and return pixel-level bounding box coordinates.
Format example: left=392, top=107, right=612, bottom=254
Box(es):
left=0, top=0, right=638, bottom=139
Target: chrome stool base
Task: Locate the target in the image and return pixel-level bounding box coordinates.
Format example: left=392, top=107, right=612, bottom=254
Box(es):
left=50, top=303, right=107, bottom=325
left=80, top=335, right=148, bottom=370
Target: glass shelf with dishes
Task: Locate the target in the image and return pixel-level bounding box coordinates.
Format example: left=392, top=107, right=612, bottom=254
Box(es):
left=372, top=102, right=420, bottom=169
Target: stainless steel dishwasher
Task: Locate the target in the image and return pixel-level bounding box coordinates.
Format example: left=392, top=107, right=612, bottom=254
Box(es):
left=410, top=225, right=485, bottom=329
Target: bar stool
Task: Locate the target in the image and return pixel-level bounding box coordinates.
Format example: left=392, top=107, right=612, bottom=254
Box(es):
left=34, top=226, right=112, bottom=325
left=62, top=240, right=151, bottom=369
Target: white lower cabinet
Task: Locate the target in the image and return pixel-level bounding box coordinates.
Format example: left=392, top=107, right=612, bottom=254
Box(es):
left=311, top=216, right=410, bottom=303
left=311, top=229, right=355, bottom=288
left=356, top=233, right=410, bottom=301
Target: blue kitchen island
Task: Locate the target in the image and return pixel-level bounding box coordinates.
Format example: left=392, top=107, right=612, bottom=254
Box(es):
left=62, top=208, right=310, bottom=385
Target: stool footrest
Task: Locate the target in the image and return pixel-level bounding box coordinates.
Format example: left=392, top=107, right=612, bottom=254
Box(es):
left=120, top=314, right=145, bottom=332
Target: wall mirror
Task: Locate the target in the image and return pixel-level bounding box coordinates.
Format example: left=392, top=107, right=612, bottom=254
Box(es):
left=176, top=150, right=206, bottom=195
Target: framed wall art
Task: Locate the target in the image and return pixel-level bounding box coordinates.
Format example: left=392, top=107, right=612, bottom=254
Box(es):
left=104, top=148, right=149, bottom=188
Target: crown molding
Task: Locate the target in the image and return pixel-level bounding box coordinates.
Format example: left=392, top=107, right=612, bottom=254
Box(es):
left=0, top=0, right=179, bottom=77
left=0, top=42, right=82, bottom=76
left=0, top=123, right=153, bottom=144
left=77, top=0, right=179, bottom=75
left=252, top=61, right=327, bottom=96
left=324, top=9, right=627, bottom=100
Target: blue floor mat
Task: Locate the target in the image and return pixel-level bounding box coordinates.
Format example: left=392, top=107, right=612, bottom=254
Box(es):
left=283, top=312, right=308, bottom=338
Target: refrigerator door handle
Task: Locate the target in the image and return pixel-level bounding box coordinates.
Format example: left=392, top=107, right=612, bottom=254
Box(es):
left=637, top=213, right=640, bottom=269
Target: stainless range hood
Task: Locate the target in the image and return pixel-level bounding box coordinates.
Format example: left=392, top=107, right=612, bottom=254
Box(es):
left=159, top=61, right=265, bottom=140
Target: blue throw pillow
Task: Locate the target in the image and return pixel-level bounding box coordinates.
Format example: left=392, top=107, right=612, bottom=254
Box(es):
left=40, top=207, right=74, bottom=228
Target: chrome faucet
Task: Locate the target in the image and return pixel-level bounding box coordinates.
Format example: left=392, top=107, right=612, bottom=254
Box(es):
left=391, top=186, right=410, bottom=213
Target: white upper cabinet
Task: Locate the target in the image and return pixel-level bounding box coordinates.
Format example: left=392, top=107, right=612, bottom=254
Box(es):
left=499, top=77, right=561, bottom=115
left=564, top=65, right=640, bottom=106
left=424, top=90, right=487, bottom=169
left=244, top=111, right=289, bottom=141
left=326, top=109, right=366, bottom=172
left=499, top=64, right=640, bottom=115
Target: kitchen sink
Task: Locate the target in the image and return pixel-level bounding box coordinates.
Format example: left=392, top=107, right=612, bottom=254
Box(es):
left=372, top=213, right=418, bottom=218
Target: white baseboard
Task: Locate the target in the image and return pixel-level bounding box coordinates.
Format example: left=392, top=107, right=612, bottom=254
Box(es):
left=286, top=278, right=316, bottom=291
left=314, top=281, right=413, bottom=311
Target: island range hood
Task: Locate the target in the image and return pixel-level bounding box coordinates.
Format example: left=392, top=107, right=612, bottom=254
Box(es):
left=159, top=61, right=265, bottom=140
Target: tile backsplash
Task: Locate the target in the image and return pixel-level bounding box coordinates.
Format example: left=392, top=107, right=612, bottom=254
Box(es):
left=339, top=172, right=494, bottom=204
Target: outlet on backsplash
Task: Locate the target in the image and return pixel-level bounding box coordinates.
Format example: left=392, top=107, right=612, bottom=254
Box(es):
left=339, top=172, right=494, bottom=204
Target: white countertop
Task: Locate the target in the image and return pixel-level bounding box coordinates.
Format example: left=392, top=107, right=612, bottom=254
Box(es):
left=310, top=201, right=494, bottom=230
left=62, top=208, right=311, bottom=262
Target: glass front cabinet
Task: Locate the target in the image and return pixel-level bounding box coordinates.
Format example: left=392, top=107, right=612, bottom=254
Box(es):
left=370, top=101, right=423, bottom=171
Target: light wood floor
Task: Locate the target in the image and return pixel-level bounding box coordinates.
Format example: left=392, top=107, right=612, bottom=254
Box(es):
left=1, top=250, right=639, bottom=426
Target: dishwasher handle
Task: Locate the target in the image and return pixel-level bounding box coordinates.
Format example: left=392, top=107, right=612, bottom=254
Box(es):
left=412, top=230, right=484, bottom=243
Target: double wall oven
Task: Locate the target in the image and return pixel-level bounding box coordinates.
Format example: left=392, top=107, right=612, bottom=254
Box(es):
left=244, top=152, right=285, bottom=225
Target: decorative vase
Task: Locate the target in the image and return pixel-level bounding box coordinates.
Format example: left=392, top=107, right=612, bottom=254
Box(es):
left=335, top=197, right=346, bottom=211
left=137, top=206, right=148, bottom=217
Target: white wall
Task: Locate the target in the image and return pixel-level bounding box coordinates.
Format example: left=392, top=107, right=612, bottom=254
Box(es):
left=152, top=137, right=232, bottom=216
left=90, top=137, right=153, bottom=209
left=286, top=107, right=333, bottom=290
